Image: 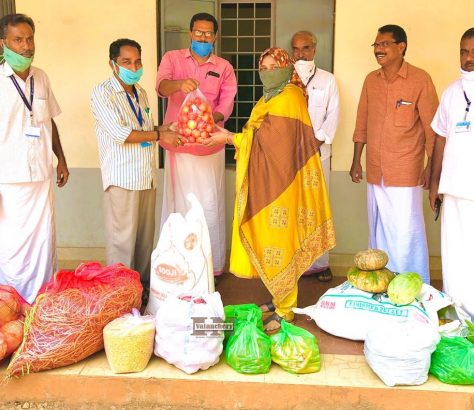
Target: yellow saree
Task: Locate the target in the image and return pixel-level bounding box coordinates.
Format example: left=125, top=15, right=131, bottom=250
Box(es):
left=229, top=84, right=336, bottom=303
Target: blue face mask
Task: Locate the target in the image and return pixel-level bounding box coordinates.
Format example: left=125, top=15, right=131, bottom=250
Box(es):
left=191, top=40, right=213, bottom=58
left=113, top=61, right=143, bottom=85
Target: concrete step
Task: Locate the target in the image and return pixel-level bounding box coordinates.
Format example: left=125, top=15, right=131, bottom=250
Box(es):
left=2, top=352, right=473, bottom=410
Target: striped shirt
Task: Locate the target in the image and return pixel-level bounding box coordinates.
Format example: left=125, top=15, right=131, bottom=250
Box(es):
left=91, top=75, right=156, bottom=191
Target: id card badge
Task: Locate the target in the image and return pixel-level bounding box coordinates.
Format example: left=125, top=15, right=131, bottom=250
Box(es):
left=25, top=125, right=41, bottom=138
left=455, top=121, right=471, bottom=133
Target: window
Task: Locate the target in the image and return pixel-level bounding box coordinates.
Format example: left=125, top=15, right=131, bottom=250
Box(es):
left=0, top=1, right=16, bottom=18
left=219, top=1, right=274, bottom=165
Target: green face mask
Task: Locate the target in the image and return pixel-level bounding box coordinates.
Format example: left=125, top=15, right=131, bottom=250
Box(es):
left=2, top=45, right=34, bottom=72
left=259, top=65, right=293, bottom=102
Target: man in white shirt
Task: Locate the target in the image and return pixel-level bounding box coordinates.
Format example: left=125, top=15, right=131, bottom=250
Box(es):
left=430, top=27, right=474, bottom=321
left=0, top=14, right=69, bottom=303
left=91, top=38, right=179, bottom=299
left=291, top=30, right=340, bottom=282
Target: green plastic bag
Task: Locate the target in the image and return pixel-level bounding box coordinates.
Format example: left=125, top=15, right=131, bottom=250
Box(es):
left=466, top=320, right=474, bottom=344
left=225, top=309, right=271, bottom=374
left=429, top=336, right=474, bottom=384
left=223, top=304, right=263, bottom=344
left=270, top=320, right=321, bottom=374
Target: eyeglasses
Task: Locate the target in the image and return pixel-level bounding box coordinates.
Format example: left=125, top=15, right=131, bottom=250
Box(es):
left=371, top=41, right=398, bottom=48
left=192, top=30, right=215, bottom=39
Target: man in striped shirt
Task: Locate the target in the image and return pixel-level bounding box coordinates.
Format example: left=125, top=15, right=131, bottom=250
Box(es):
left=91, top=38, right=180, bottom=296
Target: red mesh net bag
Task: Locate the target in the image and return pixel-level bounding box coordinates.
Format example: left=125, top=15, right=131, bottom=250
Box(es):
left=0, top=285, right=30, bottom=362
left=176, top=88, right=215, bottom=143
left=6, top=262, right=142, bottom=377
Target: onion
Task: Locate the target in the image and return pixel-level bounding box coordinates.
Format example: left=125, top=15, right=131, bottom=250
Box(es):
left=0, top=333, right=7, bottom=361
left=0, top=289, right=21, bottom=326
left=1, top=320, right=24, bottom=356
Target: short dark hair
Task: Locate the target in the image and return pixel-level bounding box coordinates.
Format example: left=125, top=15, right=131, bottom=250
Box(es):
left=0, top=13, right=35, bottom=39
left=189, top=13, right=218, bottom=33
left=109, top=38, right=141, bottom=61
left=378, top=24, right=407, bottom=56
left=461, top=27, right=474, bottom=42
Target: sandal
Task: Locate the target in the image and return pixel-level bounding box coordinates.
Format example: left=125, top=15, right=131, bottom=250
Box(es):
left=263, top=312, right=284, bottom=334
left=259, top=301, right=276, bottom=313
left=263, top=312, right=294, bottom=334
left=315, top=268, right=333, bottom=282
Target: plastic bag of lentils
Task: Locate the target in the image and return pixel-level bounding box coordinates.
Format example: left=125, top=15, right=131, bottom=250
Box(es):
left=103, top=308, right=155, bottom=373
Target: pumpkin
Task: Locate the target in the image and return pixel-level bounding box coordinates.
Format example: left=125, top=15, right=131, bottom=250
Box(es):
left=354, top=249, right=388, bottom=270
left=347, top=266, right=395, bottom=293
left=387, top=272, right=423, bottom=305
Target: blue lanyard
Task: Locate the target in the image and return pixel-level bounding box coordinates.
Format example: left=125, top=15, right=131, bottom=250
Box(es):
left=125, top=86, right=150, bottom=147
left=10, top=75, right=34, bottom=118
left=463, top=90, right=471, bottom=121
left=125, top=86, right=143, bottom=127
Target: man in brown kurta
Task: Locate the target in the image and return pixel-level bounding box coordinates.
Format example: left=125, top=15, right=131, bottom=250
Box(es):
left=350, top=25, right=438, bottom=282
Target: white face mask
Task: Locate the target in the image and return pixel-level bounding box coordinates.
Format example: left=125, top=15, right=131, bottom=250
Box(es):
left=460, top=68, right=474, bottom=93
left=461, top=67, right=474, bottom=81
left=294, top=59, right=316, bottom=85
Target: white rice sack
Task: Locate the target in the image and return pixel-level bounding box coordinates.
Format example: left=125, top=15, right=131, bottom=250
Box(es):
left=146, top=193, right=214, bottom=315
left=364, top=321, right=440, bottom=386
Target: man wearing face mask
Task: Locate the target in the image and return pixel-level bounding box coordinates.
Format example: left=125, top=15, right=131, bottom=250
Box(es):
left=156, top=12, right=237, bottom=278
left=291, top=30, right=340, bottom=282
left=90, top=38, right=179, bottom=297
left=0, top=14, right=69, bottom=303
left=429, top=28, right=474, bottom=321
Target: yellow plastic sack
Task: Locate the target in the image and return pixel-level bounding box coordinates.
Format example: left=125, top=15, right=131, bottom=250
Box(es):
left=103, top=309, right=155, bottom=374
left=270, top=320, right=321, bottom=374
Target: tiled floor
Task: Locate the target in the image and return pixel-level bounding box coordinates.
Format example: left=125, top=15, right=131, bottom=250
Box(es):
left=2, top=267, right=471, bottom=410
left=215, top=271, right=443, bottom=355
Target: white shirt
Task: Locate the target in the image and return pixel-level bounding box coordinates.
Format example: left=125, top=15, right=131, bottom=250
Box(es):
left=91, top=75, right=156, bottom=191
left=431, top=79, right=474, bottom=201
left=306, top=67, right=340, bottom=161
left=0, top=62, right=61, bottom=183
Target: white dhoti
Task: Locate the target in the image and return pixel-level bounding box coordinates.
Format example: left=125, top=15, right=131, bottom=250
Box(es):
left=441, top=194, right=474, bottom=321
left=0, top=179, right=56, bottom=303
left=308, top=155, right=331, bottom=271
left=161, top=150, right=225, bottom=274
left=367, top=180, right=430, bottom=283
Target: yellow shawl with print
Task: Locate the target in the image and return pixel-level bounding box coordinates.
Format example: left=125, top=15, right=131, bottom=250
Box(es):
left=229, top=84, right=336, bottom=302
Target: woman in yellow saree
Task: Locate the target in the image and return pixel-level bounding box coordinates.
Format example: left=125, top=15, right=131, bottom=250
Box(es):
left=201, top=47, right=335, bottom=332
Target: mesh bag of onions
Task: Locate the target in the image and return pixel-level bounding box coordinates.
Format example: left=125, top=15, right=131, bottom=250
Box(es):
left=0, top=285, right=30, bottom=361
left=6, top=262, right=142, bottom=377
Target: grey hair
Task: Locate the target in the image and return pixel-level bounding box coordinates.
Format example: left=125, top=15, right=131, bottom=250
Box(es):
left=291, top=30, right=317, bottom=47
